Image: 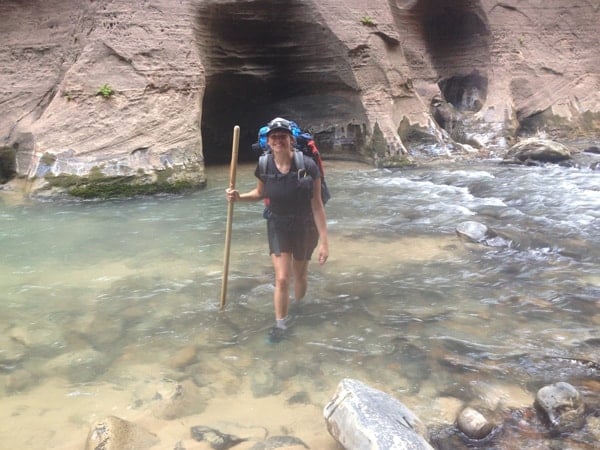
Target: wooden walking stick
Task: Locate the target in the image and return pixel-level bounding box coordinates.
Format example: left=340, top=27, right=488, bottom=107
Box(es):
left=220, top=125, right=240, bottom=310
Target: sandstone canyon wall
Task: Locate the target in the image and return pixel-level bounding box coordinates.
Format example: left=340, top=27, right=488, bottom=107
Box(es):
left=1, top=0, right=598, bottom=197
left=0, top=0, right=205, bottom=197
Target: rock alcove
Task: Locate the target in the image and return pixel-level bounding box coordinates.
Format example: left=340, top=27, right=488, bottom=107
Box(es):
left=439, top=71, right=488, bottom=112
left=194, top=0, right=366, bottom=165
left=0, top=147, right=17, bottom=184
left=416, top=0, right=490, bottom=111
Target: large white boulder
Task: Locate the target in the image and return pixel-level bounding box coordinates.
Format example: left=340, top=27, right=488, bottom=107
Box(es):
left=324, top=378, right=434, bottom=450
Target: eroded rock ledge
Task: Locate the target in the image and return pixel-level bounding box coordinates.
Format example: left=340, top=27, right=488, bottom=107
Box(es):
left=1, top=0, right=598, bottom=198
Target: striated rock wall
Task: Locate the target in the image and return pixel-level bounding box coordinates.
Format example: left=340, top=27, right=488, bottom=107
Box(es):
left=1, top=0, right=205, bottom=197
left=1, top=0, right=598, bottom=196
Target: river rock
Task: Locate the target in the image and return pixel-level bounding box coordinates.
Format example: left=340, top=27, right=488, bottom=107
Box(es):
left=190, top=425, right=247, bottom=450
left=571, top=149, right=600, bottom=170
left=152, top=379, right=209, bottom=420
left=0, top=332, right=26, bottom=366
left=535, top=381, right=586, bottom=432
left=8, top=324, right=67, bottom=356
left=456, top=221, right=489, bottom=243
left=249, top=435, right=309, bottom=449
left=43, top=347, right=111, bottom=383
left=323, top=378, right=434, bottom=450
left=456, top=407, right=494, bottom=440
left=3, top=368, right=37, bottom=393
left=85, top=415, right=159, bottom=450
left=71, top=312, right=126, bottom=349
left=503, top=138, right=572, bottom=164
left=250, top=365, right=281, bottom=398
left=586, top=416, right=600, bottom=441
left=166, top=344, right=198, bottom=370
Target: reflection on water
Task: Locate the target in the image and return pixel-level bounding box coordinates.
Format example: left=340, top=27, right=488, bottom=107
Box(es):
left=0, top=160, right=599, bottom=449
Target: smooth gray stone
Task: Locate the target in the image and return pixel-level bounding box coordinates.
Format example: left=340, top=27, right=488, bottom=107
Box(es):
left=324, top=378, right=434, bottom=450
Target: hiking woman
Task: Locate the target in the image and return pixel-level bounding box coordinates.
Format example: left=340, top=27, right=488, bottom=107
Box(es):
left=225, top=117, right=329, bottom=342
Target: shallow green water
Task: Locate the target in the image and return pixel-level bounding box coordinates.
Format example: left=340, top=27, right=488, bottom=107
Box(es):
left=1, top=160, right=598, bottom=448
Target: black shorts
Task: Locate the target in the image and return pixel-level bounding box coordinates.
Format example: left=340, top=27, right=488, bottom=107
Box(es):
left=267, top=212, right=319, bottom=260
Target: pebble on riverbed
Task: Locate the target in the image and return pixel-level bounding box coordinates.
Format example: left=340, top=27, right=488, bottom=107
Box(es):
left=457, top=406, right=494, bottom=439
left=535, top=381, right=586, bottom=433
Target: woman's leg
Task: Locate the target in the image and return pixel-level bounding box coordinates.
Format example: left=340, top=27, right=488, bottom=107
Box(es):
left=271, top=252, right=292, bottom=320
left=292, top=258, right=309, bottom=301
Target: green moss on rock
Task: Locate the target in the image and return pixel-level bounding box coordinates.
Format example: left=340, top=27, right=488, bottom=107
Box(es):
left=69, top=179, right=199, bottom=199
left=45, top=174, right=83, bottom=188
left=45, top=171, right=205, bottom=199
left=375, top=156, right=415, bottom=169
left=88, top=166, right=106, bottom=180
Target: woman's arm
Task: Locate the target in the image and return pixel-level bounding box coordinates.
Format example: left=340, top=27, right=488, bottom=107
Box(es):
left=311, top=177, right=329, bottom=265
left=226, top=179, right=264, bottom=202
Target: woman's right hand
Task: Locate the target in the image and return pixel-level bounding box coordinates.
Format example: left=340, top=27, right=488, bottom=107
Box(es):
left=226, top=188, right=240, bottom=202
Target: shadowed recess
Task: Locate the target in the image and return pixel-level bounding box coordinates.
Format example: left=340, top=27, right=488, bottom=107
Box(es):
left=439, top=70, right=488, bottom=112
left=409, top=0, right=491, bottom=110
left=0, top=147, right=17, bottom=184
left=193, top=0, right=364, bottom=164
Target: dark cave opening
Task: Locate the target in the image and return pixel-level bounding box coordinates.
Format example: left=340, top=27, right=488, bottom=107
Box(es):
left=200, top=73, right=279, bottom=165
left=194, top=0, right=365, bottom=165
left=423, top=4, right=489, bottom=49
left=439, top=71, right=488, bottom=112
left=411, top=0, right=490, bottom=110
left=0, top=147, right=17, bottom=184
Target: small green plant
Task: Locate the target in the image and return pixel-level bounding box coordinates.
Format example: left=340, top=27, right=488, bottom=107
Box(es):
left=360, top=15, right=376, bottom=27
left=97, top=83, right=114, bottom=98
left=63, top=91, right=73, bottom=101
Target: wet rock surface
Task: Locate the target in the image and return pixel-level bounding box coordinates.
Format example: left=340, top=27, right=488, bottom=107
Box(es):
left=85, top=415, right=159, bottom=450
left=323, top=378, right=434, bottom=449
left=535, top=382, right=586, bottom=433
left=503, top=138, right=572, bottom=164
left=457, top=406, right=494, bottom=440
left=1, top=1, right=599, bottom=196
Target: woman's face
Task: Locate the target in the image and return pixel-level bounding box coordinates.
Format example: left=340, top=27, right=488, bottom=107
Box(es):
left=267, top=132, right=293, bottom=151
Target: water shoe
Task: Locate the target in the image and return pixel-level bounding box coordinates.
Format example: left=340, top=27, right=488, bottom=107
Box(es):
left=267, top=326, right=286, bottom=344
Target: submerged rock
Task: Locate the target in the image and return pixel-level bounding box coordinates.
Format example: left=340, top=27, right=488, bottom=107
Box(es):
left=457, top=407, right=494, bottom=440
left=249, top=435, right=309, bottom=449
left=324, top=378, right=434, bottom=449
left=190, top=425, right=247, bottom=450
left=456, top=220, right=489, bottom=243
left=456, top=221, right=511, bottom=248
left=43, top=347, right=111, bottom=383
left=152, top=379, right=209, bottom=420
left=535, top=381, right=586, bottom=433
left=85, top=415, right=159, bottom=450
left=503, top=138, right=571, bottom=164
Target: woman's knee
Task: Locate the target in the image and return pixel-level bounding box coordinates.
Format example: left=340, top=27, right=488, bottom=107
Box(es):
left=275, top=275, right=291, bottom=290
left=293, top=259, right=308, bottom=274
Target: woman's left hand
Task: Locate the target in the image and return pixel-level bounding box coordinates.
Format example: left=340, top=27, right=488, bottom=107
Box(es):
left=318, top=244, right=329, bottom=265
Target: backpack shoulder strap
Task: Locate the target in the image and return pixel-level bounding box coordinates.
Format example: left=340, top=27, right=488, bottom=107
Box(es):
left=258, top=152, right=270, bottom=177
left=261, top=151, right=306, bottom=176
left=293, top=150, right=305, bottom=171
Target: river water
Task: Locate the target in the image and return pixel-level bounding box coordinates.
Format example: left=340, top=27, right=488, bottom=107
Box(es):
left=0, top=159, right=598, bottom=449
